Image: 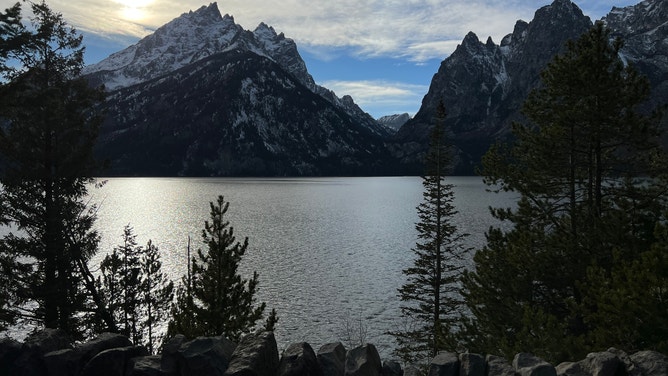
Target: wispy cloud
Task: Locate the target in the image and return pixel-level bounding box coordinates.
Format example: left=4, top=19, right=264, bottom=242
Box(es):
left=321, top=79, right=428, bottom=115
left=27, top=0, right=639, bottom=64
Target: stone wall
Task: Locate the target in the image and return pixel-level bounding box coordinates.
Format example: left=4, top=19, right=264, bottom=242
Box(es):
left=1, top=329, right=666, bottom=376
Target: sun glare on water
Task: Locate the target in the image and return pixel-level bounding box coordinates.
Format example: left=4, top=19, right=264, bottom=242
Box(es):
left=114, top=0, right=154, bottom=21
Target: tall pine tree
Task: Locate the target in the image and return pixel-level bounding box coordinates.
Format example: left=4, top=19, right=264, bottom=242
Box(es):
left=168, top=196, right=266, bottom=341
left=391, top=102, right=469, bottom=365
left=100, top=226, right=174, bottom=352
left=0, top=1, right=106, bottom=337
left=462, top=22, right=667, bottom=362
left=140, top=240, right=174, bottom=354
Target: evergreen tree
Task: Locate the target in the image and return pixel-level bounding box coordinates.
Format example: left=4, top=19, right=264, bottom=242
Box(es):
left=168, top=196, right=266, bottom=341
left=391, top=102, right=469, bottom=365
left=100, top=227, right=175, bottom=352
left=0, top=1, right=106, bottom=337
left=462, top=23, right=667, bottom=362
left=100, top=225, right=143, bottom=343
left=140, top=240, right=174, bottom=354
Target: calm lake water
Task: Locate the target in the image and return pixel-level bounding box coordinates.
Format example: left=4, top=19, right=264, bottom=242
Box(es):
left=88, top=176, right=514, bottom=357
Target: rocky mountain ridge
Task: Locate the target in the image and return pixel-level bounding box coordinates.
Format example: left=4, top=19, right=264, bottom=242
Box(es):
left=87, top=3, right=393, bottom=176
left=84, top=3, right=386, bottom=139
left=377, top=113, right=411, bottom=133
left=88, top=0, right=668, bottom=176
left=395, top=0, right=668, bottom=174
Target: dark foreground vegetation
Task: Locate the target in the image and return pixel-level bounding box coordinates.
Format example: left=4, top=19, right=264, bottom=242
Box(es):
left=0, top=2, right=667, bottom=374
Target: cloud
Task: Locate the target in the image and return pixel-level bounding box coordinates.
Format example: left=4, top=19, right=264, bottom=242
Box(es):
left=29, top=0, right=639, bottom=63
left=321, top=79, right=428, bottom=115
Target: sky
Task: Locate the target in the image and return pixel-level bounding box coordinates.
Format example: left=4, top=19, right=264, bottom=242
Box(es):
left=1, top=0, right=641, bottom=118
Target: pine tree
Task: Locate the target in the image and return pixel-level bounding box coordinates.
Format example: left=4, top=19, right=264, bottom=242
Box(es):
left=100, top=227, right=175, bottom=352
left=391, top=101, right=469, bottom=365
left=140, top=240, right=174, bottom=354
left=462, top=23, right=668, bottom=362
left=0, top=1, right=106, bottom=337
left=168, top=196, right=266, bottom=341
left=100, top=225, right=143, bottom=343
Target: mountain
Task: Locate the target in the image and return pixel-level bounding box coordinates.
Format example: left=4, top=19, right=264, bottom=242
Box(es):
left=603, top=0, right=668, bottom=114
left=85, top=3, right=391, bottom=176
left=95, top=51, right=392, bottom=176
left=395, top=0, right=668, bottom=174
left=377, top=113, right=411, bottom=133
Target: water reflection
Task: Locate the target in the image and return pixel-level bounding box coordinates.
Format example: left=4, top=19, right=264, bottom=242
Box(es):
left=88, top=176, right=513, bottom=357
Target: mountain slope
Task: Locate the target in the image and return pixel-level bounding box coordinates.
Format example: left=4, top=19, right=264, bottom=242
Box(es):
left=96, top=51, right=392, bottom=176
left=86, top=3, right=394, bottom=176
left=84, top=2, right=386, bottom=136
left=395, top=0, right=667, bottom=174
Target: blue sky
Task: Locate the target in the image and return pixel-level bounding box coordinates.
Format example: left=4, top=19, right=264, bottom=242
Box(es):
left=2, top=0, right=640, bottom=118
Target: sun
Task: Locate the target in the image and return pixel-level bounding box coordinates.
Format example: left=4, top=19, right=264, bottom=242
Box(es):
left=114, top=0, right=154, bottom=22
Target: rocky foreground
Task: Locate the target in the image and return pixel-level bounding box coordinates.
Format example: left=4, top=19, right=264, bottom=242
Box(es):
left=1, top=329, right=666, bottom=376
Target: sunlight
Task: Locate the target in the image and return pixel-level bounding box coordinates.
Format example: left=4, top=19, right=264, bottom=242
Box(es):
left=114, top=0, right=154, bottom=22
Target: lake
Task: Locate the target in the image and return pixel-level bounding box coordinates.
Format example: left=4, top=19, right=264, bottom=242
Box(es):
left=88, top=176, right=514, bottom=357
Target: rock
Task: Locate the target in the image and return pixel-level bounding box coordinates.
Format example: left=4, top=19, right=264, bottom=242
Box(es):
left=629, top=350, right=668, bottom=376
left=224, top=331, right=280, bottom=376
left=513, top=353, right=556, bottom=376
left=555, top=361, right=585, bottom=376
left=81, top=345, right=149, bottom=376
left=40, top=333, right=133, bottom=376
left=345, top=344, right=382, bottom=376
left=402, top=365, right=420, bottom=376
left=277, top=342, right=322, bottom=376
left=459, top=353, right=485, bottom=376
left=605, top=348, right=640, bottom=376
left=43, top=348, right=81, bottom=376
left=160, top=334, right=186, bottom=375
left=486, top=355, right=514, bottom=376
left=178, top=335, right=237, bottom=376
left=12, top=329, right=73, bottom=376
left=583, top=351, right=622, bottom=376
left=77, top=333, right=133, bottom=364
left=130, top=355, right=164, bottom=376
left=381, top=360, right=402, bottom=376
left=318, top=342, right=347, bottom=376
left=0, top=337, right=22, bottom=375
left=23, top=329, right=73, bottom=354
left=428, top=352, right=459, bottom=376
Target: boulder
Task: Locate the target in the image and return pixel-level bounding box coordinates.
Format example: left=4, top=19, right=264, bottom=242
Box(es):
left=317, top=342, right=346, bottom=376
left=555, top=361, right=585, bottom=376
left=605, top=348, right=640, bottom=376
left=77, top=333, right=133, bottom=366
left=43, top=348, right=80, bottom=376
left=344, top=344, right=382, bottom=376
left=12, top=329, right=73, bottom=376
left=459, top=353, right=485, bottom=376
left=40, top=333, right=133, bottom=376
left=485, top=355, right=514, bottom=376
left=582, top=351, right=622, bottom=376
left=81, top=345, right=149, bottom=376
left=130, top=355, right=164, bottom=376
left=629, top=350, right=668, bottom=376
left=277, top=342, right=322, bottom=376
left=513, top=353, right=556, bottom=376
left=485, top=355, right=515, bottom=376
left=428, top=352, right=459, bottom=376
left=402, top=365, right=420, bottom=376
left=0, top=337, right=22, bottom=376
left=177, top=335, right=237, bottom=376
left=381, top=360, right=402, bottom=376
left=224, top=331, right=280, bottom=376
left=160, top=334, right=186, bottom=375
left=23, top=329, right=73, bottom=354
